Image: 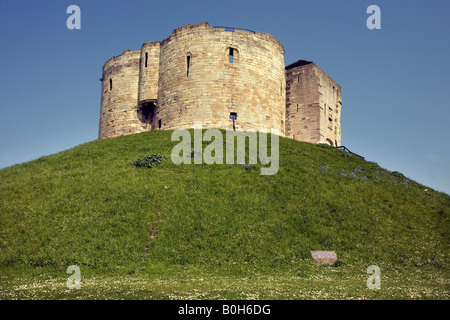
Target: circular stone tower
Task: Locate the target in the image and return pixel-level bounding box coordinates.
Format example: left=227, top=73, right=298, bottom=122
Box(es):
left=137, top=41, right=160, bottom=130
left=98, top=49, right=141, bottom=139
left=156, top=22, right=286, bottom=135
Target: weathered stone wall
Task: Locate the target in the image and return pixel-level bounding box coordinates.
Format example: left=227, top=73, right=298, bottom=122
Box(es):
left=98, top=22, right=342, bottom=145
left=138, top=41, right=160, bottom=103
left=156, top=22, right=286, bottom=135
left=136, top=41, right=160, bottom=131
left=317, top=66, right=342, bottom=147
left=285, top=61, right=321, bottom=143
left=99, top=50, right=142, bottom=139
left=285, top=61, right=341, bottom=146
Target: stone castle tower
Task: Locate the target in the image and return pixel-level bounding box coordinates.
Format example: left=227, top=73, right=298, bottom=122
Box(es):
left=99, top=22, right=341, bottom=146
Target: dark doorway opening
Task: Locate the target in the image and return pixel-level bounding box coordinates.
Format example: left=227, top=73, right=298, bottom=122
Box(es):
left=139, top=101, right=156, bottom=126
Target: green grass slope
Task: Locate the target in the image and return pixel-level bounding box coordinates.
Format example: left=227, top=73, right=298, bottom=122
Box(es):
left=0, top=130, right=449, bottom=299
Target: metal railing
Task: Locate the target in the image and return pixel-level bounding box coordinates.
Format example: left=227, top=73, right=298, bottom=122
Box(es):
left=337, top=146, right=365, bottom=159
left=213, top=26, right=256, bottom=34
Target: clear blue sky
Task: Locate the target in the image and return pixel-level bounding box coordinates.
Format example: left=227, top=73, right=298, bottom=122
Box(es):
left=0, top=0, right=449, bottom=194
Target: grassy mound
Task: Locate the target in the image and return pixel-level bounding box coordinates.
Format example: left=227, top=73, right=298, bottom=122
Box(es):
left=0, top=130, right=448, bottom=299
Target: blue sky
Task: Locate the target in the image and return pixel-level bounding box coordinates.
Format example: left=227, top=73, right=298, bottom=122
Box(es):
left=0, top=0, right=449, bottom=194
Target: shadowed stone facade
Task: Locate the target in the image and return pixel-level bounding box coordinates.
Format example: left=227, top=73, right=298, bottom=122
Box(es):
left=99, top=22, right=342, bottom=146
left=285, top=60, right=342, bottom=146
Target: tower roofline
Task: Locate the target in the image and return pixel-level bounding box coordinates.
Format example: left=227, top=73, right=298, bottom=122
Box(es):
left=286, top=59, right=341, bottom=89
left=285, top=59, right=314, bottom=70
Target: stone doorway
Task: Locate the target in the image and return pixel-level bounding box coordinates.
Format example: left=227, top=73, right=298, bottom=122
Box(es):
left=138, top=101, right=156, bottom=129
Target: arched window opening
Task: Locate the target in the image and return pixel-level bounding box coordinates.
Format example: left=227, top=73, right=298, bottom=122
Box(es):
left=326, top=139, right=334, bottom=147
left=229, top=48, right=234, bottom=63
left=227, top=47, right=238, bottom=64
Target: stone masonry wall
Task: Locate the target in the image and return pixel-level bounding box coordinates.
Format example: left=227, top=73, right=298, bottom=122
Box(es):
left=285, top=61, right=341, bottom=146
left=285, top=62, right=321, bottom=143
left=317, top=66, right=342, bottom=147
left=98, top=22, right=341, bottom=145
left=138, top=41, right=160, bottom=103
left=156, top=22, right=286, bottom=135
left=99, top=50, right=142, bottom=139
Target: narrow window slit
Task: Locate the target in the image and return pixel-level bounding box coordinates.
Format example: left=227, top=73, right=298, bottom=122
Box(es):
left=229, top=48, right=234, bottom=63
left=186, top=55, right=191, bottom=78
left=145, top=52, right=148, bottom=68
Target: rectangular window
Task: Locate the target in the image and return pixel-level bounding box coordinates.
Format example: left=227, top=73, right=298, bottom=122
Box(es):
left=145, top=52, right=148, bottom=68
left=158, top=119, right=161, bottom=129
left=109, top=79, right=112, bottom=90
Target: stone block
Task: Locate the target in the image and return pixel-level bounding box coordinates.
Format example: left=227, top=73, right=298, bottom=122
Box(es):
left=310, top=251, right=338, bottom=265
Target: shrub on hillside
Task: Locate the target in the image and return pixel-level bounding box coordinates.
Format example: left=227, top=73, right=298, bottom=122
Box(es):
left=134, top=153, right=166, bottom=168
